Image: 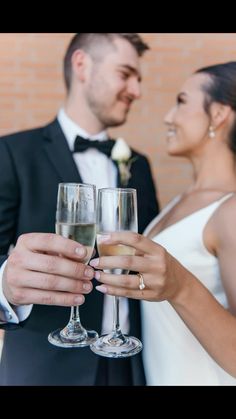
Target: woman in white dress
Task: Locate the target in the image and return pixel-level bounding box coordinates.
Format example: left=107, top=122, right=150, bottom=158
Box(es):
left=90, top=62, right=236, bottom=385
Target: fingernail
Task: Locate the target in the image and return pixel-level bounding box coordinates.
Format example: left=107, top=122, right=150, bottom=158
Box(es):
left=90, top=258, right=99, bottom=267
left=85, top=268, right=94, bottom=278
left=83, top=283, right=92, bottom=291
left=74, top=295, right=85, bottom=305
left=94, top=271, right=100, bottom=280
left=75, top=247, right=86, bottom=256
left=96, top=285, right=107, bottom=294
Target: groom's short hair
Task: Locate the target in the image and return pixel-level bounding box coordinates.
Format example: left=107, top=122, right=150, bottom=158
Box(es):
left=63, top=33, right=149, bottom=91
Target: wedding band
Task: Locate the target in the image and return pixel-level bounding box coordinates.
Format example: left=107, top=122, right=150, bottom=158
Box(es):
left=137, top=273, right=145, bottom=290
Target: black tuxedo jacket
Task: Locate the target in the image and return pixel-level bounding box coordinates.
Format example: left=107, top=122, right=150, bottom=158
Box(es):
left=0, top=119, right=159, bottom=385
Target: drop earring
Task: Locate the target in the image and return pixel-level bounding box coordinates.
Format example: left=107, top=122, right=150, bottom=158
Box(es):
left=209, top=125, right=216, bottom=139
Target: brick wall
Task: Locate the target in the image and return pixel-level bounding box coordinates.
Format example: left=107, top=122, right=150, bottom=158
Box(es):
left=1, top=33, right=236, bottom=207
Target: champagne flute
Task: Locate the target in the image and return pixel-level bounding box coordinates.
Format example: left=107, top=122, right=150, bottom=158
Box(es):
left=90, top=187, right=142, bottom=358
left=48, top=183, right=98, bottom=348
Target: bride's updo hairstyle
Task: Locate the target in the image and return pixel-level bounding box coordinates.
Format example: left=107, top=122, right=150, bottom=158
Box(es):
left=195, top=61, right=236, bottom=154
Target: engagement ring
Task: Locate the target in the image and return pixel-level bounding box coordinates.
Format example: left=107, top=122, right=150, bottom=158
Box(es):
left=138, top=273, right=145, bottom=290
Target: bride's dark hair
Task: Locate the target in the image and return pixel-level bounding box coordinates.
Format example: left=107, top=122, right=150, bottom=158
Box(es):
left=195, top=62, right=236, bottom=154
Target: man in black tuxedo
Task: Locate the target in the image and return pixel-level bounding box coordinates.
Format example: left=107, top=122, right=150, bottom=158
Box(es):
left=0, top=33, right=159, bottom=385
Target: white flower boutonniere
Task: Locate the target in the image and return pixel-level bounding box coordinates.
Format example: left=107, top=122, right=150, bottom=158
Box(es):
left=111, top=138, right=137, bottom=186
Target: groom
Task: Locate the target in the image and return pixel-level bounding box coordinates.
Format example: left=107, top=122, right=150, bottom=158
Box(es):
left=0, top=33, right=159, bottom=385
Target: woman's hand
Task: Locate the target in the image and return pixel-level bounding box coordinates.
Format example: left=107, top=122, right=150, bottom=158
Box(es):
left=90, top=231, right=188, bottom=303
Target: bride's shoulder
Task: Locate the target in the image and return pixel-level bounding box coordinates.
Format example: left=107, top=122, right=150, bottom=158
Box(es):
left=216, top=192, right=236, bottom=216
left=207, top=193, right=236, bottom=249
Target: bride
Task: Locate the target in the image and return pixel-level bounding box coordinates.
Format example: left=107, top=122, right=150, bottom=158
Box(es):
left=90, top=61, right=236, bottom=385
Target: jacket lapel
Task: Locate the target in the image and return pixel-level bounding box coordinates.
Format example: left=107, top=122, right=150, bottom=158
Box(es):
left=43, top=119, right=83, bottom=183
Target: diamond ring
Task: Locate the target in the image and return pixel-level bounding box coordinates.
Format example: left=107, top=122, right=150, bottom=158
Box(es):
left=137, top=273, right=145, bottom=290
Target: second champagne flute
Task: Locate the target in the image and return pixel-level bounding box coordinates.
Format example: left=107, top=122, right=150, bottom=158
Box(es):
left=90, top=187, right=142, bottom=358
left=48, top=183, right=98, bottom=348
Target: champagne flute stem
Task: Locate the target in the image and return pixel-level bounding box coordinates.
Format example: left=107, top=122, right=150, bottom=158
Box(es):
left=112, top=296, right=122, bottom=338
left=60, top=306, right=87, bottom=339
left=70, top=305, right=80, bottom=322
left=68, top=305, right=85, bottom=332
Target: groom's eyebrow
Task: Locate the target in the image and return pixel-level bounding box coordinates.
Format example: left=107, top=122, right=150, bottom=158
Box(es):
left=118, top=64, right=142, bottom=82
left=178, top=92, right=187, bottom=98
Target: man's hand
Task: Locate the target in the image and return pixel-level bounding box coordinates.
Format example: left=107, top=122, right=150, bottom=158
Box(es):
left=3, top=233, right=95, bottom=307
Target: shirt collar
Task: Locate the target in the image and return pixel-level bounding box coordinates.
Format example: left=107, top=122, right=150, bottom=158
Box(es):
left=57, top=108, right=109, bottom=152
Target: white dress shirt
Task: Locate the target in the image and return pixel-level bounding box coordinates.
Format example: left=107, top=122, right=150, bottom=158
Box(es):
left=0, top=108, right=130, bottom=334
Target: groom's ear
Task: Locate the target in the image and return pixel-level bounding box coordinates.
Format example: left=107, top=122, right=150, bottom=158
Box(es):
left=71, top=49, right=91, bottom=83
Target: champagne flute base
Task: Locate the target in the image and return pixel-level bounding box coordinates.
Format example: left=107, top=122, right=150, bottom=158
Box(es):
left=48, top=328, right=98, bottom=348
left=90, top=333, right=142, bottom=358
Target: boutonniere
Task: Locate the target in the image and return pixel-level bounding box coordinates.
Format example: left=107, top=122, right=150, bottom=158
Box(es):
left=111, top=138, right=137, bottom=186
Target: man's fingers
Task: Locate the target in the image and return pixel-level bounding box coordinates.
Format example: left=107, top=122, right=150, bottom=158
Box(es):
left=9, top=250, right=94, bottom=280
left=17, top=232, right=88, bottom=260
left=18, top=270, right=93, bottom=294
left=10, top=288, right=86, bottom=307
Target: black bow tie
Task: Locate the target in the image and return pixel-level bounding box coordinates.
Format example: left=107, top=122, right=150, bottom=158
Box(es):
left=73, top=135, right=115, bottom=157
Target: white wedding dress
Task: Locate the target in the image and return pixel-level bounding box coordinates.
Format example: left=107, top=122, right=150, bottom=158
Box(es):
left=141, top=193, right=236, bottom=386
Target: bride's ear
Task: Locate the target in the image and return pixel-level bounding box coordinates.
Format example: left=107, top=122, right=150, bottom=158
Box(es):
left=209, top=102, right=232, bottom=129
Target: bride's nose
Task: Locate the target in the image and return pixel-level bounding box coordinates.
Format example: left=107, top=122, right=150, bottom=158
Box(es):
left=164, top=106, right=175, bottom=125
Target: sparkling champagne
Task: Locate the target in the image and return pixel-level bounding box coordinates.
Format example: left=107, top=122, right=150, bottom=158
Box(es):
left=97, top=233, right=135, bottom=274
left=56, top=222, right=96, bottom=264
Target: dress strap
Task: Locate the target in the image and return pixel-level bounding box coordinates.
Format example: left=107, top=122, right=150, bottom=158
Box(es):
left=143, top=195, right=181, bottom=237
left=216, top=192, right=235, bottom=205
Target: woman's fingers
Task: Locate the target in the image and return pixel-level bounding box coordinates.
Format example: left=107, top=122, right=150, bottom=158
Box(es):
left=95, top=270, right=143, bottom=289
left=96, top=283, right=153, bottom=300
left=90, top=255, right=141, bottom=271
left=90, top=254, right=158, bottom=274
left=96, top=231, right=162, bottom=255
